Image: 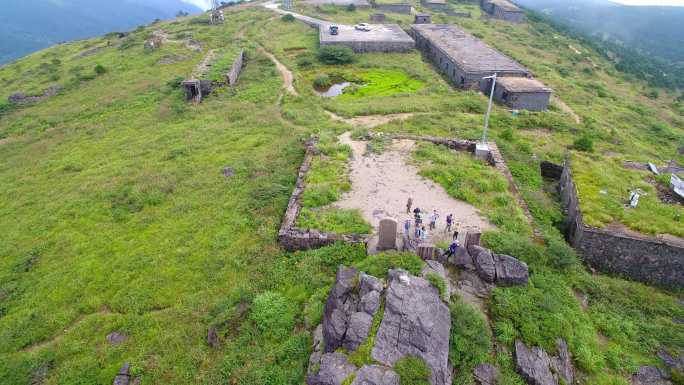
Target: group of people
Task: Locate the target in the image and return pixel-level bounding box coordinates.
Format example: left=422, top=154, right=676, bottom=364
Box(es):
left=403, top=197, right=461, bottom=256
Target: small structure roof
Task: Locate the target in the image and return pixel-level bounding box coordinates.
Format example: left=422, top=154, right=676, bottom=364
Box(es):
left=320, top=24, right=414, bottom=44
left=411, top=24, right=529, bottom=74
left=488, top=0, right=522, bottom=12
left=424, top=0, right=447, bottom=4
left=496, top=77, right=552, bottom=93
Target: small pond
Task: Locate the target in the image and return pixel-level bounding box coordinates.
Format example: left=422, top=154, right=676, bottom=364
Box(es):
left=314, top=82, right=351, bottom=97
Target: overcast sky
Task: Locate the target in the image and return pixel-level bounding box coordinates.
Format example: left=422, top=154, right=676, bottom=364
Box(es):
left=607, top=0, right=684, bottom=4
left=182, top=0, right=211, bottom=10
left=182, top=0, right=684, bottom=8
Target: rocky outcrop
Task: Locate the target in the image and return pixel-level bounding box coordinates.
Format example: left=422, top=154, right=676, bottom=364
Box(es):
left=323, top=266, right=383, bottom=353
left=473, top=363, right=498, bottom=385
left=422, top=259, right=451, bottom=300
left=8, top=85, right=62, bottom=105
left=514, top=339, right=573, bottom=385
left=467, top=245, right=529, bottom=286
left=352, top=365, right=400, bottom=385
left=631, top=366, right=672, bottom=385
left=309, top=266, right=454, bottom=385
left=308, top=353, right=357, bottom=385
left=372, top=269, right=452, bottom=385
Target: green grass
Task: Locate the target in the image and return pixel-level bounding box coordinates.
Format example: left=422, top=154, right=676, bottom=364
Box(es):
left=207, top=47, right=242, bottom=83
left=425, top=272, right=448, bottom=300
left=1, top=3, right=683, bottom=385
left=338, top=69, right=424, bottom=99
left=449, top=298, right=493, bottom=385
left=394, top=356, right=432, bottom=385
left=348, top=299, right=385, bottom=366
left=298, top=207, right=372, bottom=234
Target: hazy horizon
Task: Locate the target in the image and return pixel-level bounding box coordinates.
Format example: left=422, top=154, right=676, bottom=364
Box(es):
left=609, top=0, right=684, bottom=5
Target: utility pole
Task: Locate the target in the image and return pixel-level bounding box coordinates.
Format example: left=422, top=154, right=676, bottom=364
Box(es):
left=476, top=73, right=497, bottom=159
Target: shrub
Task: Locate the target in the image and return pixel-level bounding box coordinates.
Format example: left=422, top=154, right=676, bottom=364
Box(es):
left=317, top=45, right=355, bottom=65
left=249, top=291, right=296, bottom=339
left=425, top=272, right=447, bottom=299
left=354, top=251, right=424, bottom=277
left=166, top=76, right=185, bottom=89
left=449, top=299, right=492, bottom=374
left=297, top=55, right=314, bottom=68
left=94, top=64, right=106, bottom=75
left=573, top=134, right=594, bottom=152
left=313, top=74, right=332, bottom=88
left=346, top=3, right=356, bottom=11
left=394, top=356, right=431, bottom=385
left=281, top=13, right=296, bottom=22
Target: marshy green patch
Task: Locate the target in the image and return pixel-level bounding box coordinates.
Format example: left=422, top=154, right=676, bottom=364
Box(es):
left=311, top=69, right=424, bottom=99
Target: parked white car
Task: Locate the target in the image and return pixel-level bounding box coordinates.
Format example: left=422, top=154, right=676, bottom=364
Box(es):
left=354, top=23, right=371, bottom=31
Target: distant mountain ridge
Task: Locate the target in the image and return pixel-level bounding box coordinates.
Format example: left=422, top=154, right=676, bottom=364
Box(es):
left=515, top=0, right=684, bottom=64
left=0, top=0, right=201, bottom=64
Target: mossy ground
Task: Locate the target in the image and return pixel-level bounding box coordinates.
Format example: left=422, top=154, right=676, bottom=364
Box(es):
left=0, top=2, right=682, bottom=385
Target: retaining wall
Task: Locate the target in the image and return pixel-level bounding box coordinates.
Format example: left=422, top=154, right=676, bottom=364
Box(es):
left=320, top=39, right=414, bottom=53
left=372, top=3, right=412, bottom=13
left=226, top=49, right=244, bottom=86
left=560, top=160, right=684, bottom=289
left=277, top=138, right=369, bottom=251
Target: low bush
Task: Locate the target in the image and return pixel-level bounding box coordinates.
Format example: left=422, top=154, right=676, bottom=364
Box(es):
left=94, top=64, right=107, bottom=75
left=354, top=251, right=424, bottom=277
left=449, top=298, right=492, bottom=384
left=317, top=46, right=355, bottom=65
left=573, top=134, right=594, bottom=152
left=250, top=291, right=296, bottom=339
left=394, top=356, right=431, bottom=385
left=313, top=74, right=332, bottom=88
left=281, top=13, right=296, bottom=22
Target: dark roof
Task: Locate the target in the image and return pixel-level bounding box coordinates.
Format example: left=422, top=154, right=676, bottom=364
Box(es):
left=411, top=24, right=529, bottom=74
left=496, top=76, right=552, bottom=93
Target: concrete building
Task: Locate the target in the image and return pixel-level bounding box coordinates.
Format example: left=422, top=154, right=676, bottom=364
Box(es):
left=422, top=0, right=448, bottom=10
left=481, top=0, right=524, bottom=22
left=320, top=23, right=415, bottom=52
left=487, top=77, right=552, bottom=111
left=410, top=24, right=530, bottom=89
left=414, top=13, right=432, bottom=24
left=370, top=13, right=387, bottom=22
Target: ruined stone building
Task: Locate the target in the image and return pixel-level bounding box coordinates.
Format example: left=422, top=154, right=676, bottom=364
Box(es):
left=481, top=0, right=524, bottom=22
left=488, top=76, right=552, bottom=111
left=410, top=24, right=529, bottom=88
left=414, top=13, right=432, bottom=24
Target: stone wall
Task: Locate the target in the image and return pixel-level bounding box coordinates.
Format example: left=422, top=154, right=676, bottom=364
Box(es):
left=492, top=7, right=524, bottom=22
left=560, top=160, right=684, bottom=289
left=320, top=39, right=414, bottom=53
left=277, top=139, right=369, bottom=251
left=372, top=3, right=412, bottom=13
left=492, top=86, right=550, bottom=111
left=226, top=49, right=244, bottom=87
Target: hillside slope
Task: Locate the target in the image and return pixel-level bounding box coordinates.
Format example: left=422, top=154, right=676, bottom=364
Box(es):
left=0, top=0, right=201, bottom=64
left=0, top=3, right=682, bottom=385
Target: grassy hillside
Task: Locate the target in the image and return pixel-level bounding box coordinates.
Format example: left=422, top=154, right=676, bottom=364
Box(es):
left=0, top=3, right=682, bottom=385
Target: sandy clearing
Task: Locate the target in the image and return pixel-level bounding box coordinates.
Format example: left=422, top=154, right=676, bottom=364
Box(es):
left=326, top=110, right=415, bottom=129
left=334, top=132, right=494, bottom=243
left=258, top=47, right=298, bottom=96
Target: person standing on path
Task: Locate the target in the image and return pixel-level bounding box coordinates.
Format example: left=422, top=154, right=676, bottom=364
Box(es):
left=429, top=210, right=439, bottom=231
left=445, top=214, right=453, bottom=233
left=420, top=226, right=428, bottom=242
left=404, top=218, right=411, bottom=237
left=406, top=197, right=413, bottom=214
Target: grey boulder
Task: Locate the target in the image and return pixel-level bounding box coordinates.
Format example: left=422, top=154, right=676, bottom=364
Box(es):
left=323, top=266, right=361, bottom=352
left=473, top=363, right=498, bottom=385
left=493, top=254, right=528, bottom=286
left=371, top=269, right=452, bottom=385
left=470, top=246, right=496, bottom=283
left=344, top=312, right=374, bottom=351
left=351, top=365, right=400, bottom=385
left=515, top=339, right=574, bottom=385
left=307, top=353, right=358, bottom=385
left=631, top=366, right=672, bottom=385
left=514, top=340, right=555, bottom=385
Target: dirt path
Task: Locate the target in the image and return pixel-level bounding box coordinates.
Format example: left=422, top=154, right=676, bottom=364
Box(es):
left=258, top=46, right=298, bottom=96
left=191, top=49, right=217, bottom=79
left=552, top=95, right=581, bottom=124
left=335, top=132, right=494, bottom=243
left=326, top=110, right=415, bottom=129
